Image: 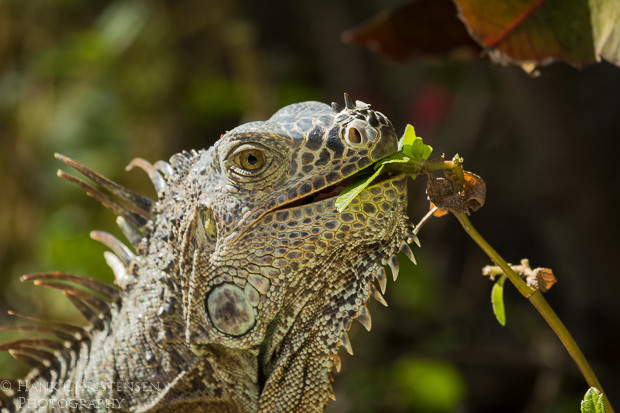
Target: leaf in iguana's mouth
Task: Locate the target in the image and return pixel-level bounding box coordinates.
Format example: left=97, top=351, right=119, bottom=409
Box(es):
left=335, top=124, right=433, bottom=212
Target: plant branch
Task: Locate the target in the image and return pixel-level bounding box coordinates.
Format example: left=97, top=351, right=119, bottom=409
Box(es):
left=382, top=158, right=461, bottom=176
left=454, top=213, right=614, bottom=413
left=413, top=206, right=439, bottom=236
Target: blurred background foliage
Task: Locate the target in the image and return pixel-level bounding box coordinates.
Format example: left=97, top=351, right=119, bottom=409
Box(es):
left=1, top=0, right=619, bottom=412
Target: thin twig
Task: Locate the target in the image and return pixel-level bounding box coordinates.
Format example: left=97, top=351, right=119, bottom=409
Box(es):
left=454, top=212, right=614, bottom=413
left=413, top=206, right=439, bottom=236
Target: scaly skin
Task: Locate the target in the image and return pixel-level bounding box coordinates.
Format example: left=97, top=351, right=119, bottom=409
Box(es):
left=0, top=96, right=414, bottom=412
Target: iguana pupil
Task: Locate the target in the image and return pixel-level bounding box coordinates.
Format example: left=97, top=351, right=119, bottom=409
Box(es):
left=237, top=148, right=265, bottom=171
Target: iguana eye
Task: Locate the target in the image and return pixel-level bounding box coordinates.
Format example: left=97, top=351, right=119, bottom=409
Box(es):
left=223, top=142, right=282, bottom=186
left=235, top=148, right=266, bottom=171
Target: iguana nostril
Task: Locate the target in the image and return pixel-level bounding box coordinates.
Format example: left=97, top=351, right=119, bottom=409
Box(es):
left=206, top=283, right=256, bottom=336
left=347, top=127, right=362, bottom=144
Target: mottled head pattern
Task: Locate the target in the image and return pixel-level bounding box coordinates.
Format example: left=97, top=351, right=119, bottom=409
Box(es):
left=0, top=95, right=416, bottom=413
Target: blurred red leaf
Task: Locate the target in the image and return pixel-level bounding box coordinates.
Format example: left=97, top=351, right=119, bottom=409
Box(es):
left=342, top=0, right=480, bottom=61
left=343, top=0, right=620, bottom=71
left=455, top=0, right=620, bottom=70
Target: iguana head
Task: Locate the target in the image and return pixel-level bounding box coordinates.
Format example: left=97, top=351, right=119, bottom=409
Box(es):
left=2, top=95, right=415, bottom=412
left=161, top=96, right=406, bottom=346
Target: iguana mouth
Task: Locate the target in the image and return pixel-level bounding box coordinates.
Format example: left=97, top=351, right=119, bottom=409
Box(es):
left=277, top=170, right=400, bottom=210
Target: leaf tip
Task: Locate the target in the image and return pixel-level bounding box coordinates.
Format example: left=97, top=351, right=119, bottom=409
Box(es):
left=581, top=387, right=606, bottom=413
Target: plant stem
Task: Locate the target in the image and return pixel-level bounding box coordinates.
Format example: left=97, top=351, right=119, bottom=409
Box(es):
left=423, top=159, right=459, bottom=173
left=383, top=159, right=459, bottom=176
left=454, top=213, right=614, bottom=413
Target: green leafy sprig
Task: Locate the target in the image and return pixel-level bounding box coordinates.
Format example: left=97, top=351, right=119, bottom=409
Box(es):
left=335, top=125, right=432, bottom=212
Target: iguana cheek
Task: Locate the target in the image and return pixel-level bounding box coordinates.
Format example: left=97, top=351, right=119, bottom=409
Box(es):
left=205, top=283, right=256, bottom=336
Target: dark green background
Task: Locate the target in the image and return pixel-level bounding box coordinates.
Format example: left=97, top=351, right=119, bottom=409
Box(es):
left=1, top=1, right=619, bottom=412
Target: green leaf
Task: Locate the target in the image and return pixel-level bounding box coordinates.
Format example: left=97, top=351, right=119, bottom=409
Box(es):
left=581, top=387, right=606, bottom=413
left=400, top=124, right=415, bottom=154
left=335, top=153, right=416, bottom=212
left=376, top=152, right=412, bottom=167
left=336, top=124, right=432, bottom=212
left=335, top=165, right=385, bottom=212
left=491, top=275, right=506, bottom=326
left=401, top=124, right=433, bottom=161
left=412, top=137, right=433, bottom=161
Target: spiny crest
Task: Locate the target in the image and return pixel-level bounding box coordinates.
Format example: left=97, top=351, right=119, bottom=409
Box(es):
left=0, top=152, right=176, bottom=407
left=54, top=154, right=152, bottom=229
left=0, top=311, right=89, bottom=410
left=331, top=92, right=373, bottom=114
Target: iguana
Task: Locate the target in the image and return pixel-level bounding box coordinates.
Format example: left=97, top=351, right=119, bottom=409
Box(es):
left=0, top=94, right=417, bottom=412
